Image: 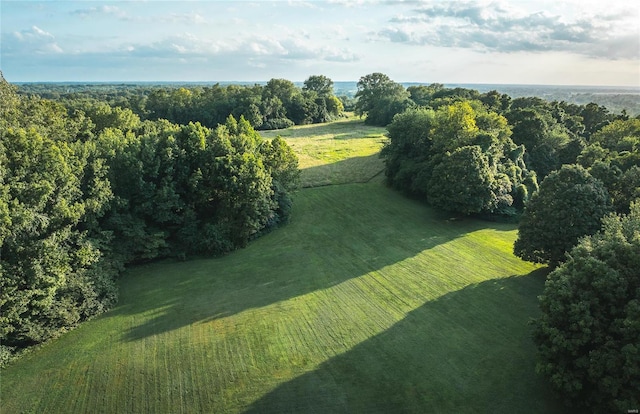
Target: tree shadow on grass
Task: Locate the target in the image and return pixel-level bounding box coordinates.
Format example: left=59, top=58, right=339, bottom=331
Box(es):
left=300, top=153, right=385, bottom=187
left=114, top=181, right=524, bottom=343
left=244, top=268, right=575, bottom=414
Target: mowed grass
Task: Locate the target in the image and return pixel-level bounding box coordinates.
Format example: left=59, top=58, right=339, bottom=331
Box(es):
left=259, top=114, right=387, bottom=187
left=1, top=182, right=565, bottom=413
left=1, top=117, right=568, bottom=413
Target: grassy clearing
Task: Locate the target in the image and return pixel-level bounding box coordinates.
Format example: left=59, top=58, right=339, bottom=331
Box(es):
left=2, top=116, right=567, bottom=413
left=1, top=180, right=565, bottom=413
left=259, top=114, right=387, bottom=187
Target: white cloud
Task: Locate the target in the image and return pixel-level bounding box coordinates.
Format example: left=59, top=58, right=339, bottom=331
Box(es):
left=7, top=26, right=63, bottom=54
left=157, top=12, right=208, bottom=25
left=287, top=1, right=320, bottom=9
left=327, top=0, right=369, bottom=7
left=117, top=32, right=359, bottom=64
left=376, top=0, right=640, bottom=59
left=71, top=5, right=129, bottom=20
left=1, top=0, right=637, bottom=84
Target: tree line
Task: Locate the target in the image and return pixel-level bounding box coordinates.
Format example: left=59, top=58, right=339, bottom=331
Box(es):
left=0, top=74, right=299, bottom=363
left=367, top=72, right=639, bottom=413
left=18, top=76, right=345, bottom=132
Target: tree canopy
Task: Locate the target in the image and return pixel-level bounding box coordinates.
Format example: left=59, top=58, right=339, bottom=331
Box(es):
left=0, top=75, right=299, bottom=362
left=382, top=101, right=537, bottom=215
left=355, top=73, right=412, bottom=126
left=513, top=164, right=611, bottom=265
left=532, top=201, right=640, bottom=413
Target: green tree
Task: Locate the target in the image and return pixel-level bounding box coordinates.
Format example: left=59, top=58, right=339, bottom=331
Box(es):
left=383, top=101, right=535, bottom=216
left=0, top=78, right=301, bottom=361
left=427, top=145, right=498, bottom=214
left=261, top=136, right=300, bottom=192
left=514, top=165, right=611, bottom=265
left=406, top=83, right=444, bottom=107
left=303, top=75, right=334, bottom=97
left=260, top=136, right=300, bottom=226
left=355, top=73, right=411, bottom=126
left=578, top=118, right=640, bottom=213
left=479, top=90, right=511, bottom=113
left=83, top=102, right=141, bottom=133
left=381, top=107, right=436, bottom=190
left=0, top=128, right=116, bottom=351
left=581, top=102, right=613, bottom=139
left=506, top=107, right=574, bottom=179
left=262, top=78, right=298, bottom=128
left=532, top=201, right=640, bottom=413
left=590, top=118, right=640, bottom=153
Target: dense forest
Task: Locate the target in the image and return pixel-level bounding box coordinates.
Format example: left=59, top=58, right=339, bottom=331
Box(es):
left=2, top=72, right=639, bottom=412
left=15, top=76, right=345, bottom=132
left=0, top=73, right=299, bottom=363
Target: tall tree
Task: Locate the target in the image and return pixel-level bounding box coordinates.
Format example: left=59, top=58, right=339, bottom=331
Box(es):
left=506, top=107, right=574, bottom=179
left=303, top=75, right=334, bottom=97
left=381, top=107, right=436, bottom=190
left=514, top=165, right=611, bottom=265
left=355, top=73, right=411, bottom=126
left=532, top=201, right=640, bottom=413
left=578, top=118, right=640, bottom=213
left=406, top=83, right=444, bottom=107
left=427, top=145, right=499, bottom=214
left=382, top=101, right=535, bottom=215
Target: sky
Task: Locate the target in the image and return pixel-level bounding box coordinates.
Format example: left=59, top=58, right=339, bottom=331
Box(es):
left=1, top=0, right=639, bottom=86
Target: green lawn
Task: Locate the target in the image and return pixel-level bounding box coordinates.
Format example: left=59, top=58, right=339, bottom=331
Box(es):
left=1, top=118, right=567, bottom=413
left=259, top=115, right=387, bottom=187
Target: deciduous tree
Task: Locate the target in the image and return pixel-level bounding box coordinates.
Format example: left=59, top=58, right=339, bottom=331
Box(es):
left=514, top=165, right=611, bottom=265
left=532, top=201, right=640, bottom=413
left=355, top=73, right=411, bottom=126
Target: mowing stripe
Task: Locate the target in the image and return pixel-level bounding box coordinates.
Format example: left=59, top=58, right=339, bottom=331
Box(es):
left=1, top=180, right=563, bottom=414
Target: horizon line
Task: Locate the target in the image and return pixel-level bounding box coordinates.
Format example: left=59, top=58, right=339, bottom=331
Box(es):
left=10, top=80, right=640, bottom=89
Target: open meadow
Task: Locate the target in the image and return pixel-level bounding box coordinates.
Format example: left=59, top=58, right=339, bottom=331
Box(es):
left=1, top=118, right=568, bottom=413
left=259, top=114, right=388, bottom=187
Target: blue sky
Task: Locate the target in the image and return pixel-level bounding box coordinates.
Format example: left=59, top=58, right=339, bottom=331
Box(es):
left=1, top=0, right=639, bottom=85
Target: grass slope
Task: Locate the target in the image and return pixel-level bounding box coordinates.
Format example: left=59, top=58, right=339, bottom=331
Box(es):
left=2, top=118, right=566, bottom=413
left=259, top=115, right=387, bottom=187
left=1, top=181, right=563, bottom=413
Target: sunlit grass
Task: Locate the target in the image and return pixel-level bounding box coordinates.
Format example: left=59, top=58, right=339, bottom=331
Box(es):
left=1, top=116, right=567, bottom=413
left=1, top=180, right=565, bottom=413
left=259, top=114, right=387, bottom=187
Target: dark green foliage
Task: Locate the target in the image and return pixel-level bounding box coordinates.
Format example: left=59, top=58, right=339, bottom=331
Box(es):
left=427, top=146, right=497, bottom=214
left=355, top=73, right=412, bottom=126
left=578, top=118, right=640, bottom=213
left=260, top=117, right=295, bottom=130
left=428, top=87, right=482, bottom=109
left=581, top=102, right=614, bottom=139
left=406, top=83, right=445, bottom=107
left=99, top=116, right=298, bottom=259
left=514, top=165, right=611, bottom=265
left=479, top=90, right=512, bottom=113
left=0, top=124, right=117, bottom=351
left=302, top=75, right=334, bottom=97
left=506, top=107, right=576, bottom=179
left=0, top=75, right=299, bottom=361
left=64, top=77, right=343, bottom=132
left=532, top=201, right=640, bottom=413
left=382, top=101, right=537, bottom=216
left=382, top=107, right=435, bottom=189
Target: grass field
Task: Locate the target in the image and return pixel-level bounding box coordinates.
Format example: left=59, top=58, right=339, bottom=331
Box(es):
left=1, top=119, right=567, bottom=413
left=259, top=115, right=387, bottom=187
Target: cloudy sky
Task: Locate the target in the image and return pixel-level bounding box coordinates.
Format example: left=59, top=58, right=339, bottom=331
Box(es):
left=1, top=0, right=639, bottom=85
